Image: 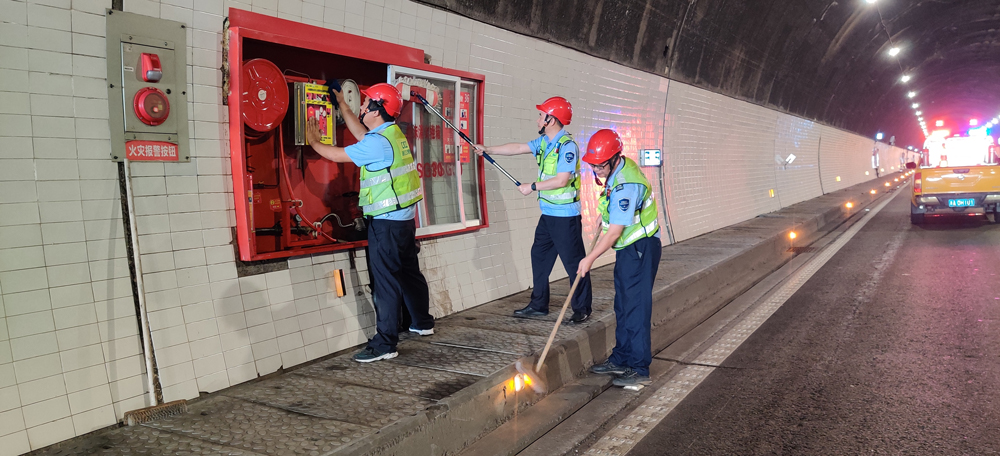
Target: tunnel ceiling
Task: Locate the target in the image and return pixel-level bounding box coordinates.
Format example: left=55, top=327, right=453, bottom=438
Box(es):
left=416, top=0, right=1000, bottom=148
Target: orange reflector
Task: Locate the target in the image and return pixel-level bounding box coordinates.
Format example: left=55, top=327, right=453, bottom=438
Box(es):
left=332, top=269, right=346, bottom=297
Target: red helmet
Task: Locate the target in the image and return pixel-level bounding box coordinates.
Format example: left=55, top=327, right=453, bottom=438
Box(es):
left=536, top=96, right=572, bottom=126
left=361, top=83, right=404, bottom=118
left=583, top=129, right=623, bottom=165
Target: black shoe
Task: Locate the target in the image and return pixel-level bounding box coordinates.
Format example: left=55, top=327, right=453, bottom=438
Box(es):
left=352, top=346, right=398, bottom=363
left=590, top=360, right=627, bottom=375
left=513, top=305, right=548, bottom=317
left=612, top=368, right=651, bottom=387
left=569, top=311, right=590, bottom=324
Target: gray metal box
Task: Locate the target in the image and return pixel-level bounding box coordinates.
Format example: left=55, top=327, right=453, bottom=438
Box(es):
left=105, top=9, right=190, bottom=162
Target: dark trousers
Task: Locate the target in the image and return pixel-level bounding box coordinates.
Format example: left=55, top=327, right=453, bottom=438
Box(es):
left=367, top=218, right=433, bottom=353
left=528, top=215, right=592, bottom=314
left=607, top=236, right=661, bottom=376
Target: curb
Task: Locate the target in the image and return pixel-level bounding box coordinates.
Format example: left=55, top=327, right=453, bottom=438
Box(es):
left=343, top=187, right=876, bottom=456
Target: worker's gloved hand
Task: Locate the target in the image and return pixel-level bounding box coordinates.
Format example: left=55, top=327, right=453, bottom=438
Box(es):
left=327, top=79, right=343, bottom=109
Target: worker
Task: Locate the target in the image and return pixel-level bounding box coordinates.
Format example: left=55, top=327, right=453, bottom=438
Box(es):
left=307, top=82, right=434, bottom=363
left=578, top=129, right=661, bottom=388
left=474, top=97, right=593, bottom=323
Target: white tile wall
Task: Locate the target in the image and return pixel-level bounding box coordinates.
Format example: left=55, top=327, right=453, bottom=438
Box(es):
left=662, top=82, right=782, bottom=241
left=0, top=0, right=904, bottom=452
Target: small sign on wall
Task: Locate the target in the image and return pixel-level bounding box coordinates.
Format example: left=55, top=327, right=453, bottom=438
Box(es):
left=125, top=140, right=180, bottom=161
left=640, top=149, right=662, bottom=167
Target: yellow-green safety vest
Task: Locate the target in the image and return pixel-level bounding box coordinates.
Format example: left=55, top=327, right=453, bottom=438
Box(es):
left=535, top=134, right=580, bottom=205
left=598, top=157, right=659, bottom=250
left=358, top=124, right=424, bottom=216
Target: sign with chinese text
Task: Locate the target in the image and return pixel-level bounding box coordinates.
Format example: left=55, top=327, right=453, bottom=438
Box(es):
left=459, top=91, right=471, bottom=163
left=125, top=140, right=179, bottom=161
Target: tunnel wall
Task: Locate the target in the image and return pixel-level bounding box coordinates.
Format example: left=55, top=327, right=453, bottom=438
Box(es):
left=661, top=82, right=905, bottom=242
left=0, top=1, right=905, bottom=453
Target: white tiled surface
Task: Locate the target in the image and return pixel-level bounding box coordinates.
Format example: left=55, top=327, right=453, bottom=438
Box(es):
left=662, top=83, right=782, bottom=241
left=0, top=0, right=909, bottom=453
left=1, top=1, right=149, bottom=453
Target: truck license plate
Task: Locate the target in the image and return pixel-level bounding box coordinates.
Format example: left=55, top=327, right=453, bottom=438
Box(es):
left=948, top=198, right=975, bottom=207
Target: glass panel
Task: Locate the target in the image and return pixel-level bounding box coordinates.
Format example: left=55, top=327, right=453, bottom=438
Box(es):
left=460, top=83, right=481, bottom=222
left=395, top=75, right=462, bottom=226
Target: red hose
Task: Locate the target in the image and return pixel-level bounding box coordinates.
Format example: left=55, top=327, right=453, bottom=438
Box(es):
left=276, top=128, right=339, bottom=243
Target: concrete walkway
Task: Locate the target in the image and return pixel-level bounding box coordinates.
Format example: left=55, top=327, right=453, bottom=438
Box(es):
left=28, top=179, right=896, bottom=456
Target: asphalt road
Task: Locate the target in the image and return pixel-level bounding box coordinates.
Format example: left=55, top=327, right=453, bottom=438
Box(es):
left=629, top=191, right=1000, bottom=455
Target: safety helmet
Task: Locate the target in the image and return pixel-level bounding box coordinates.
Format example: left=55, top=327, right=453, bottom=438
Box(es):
left=583, top=129, right=623, bottom=165
left=536, top=96, right=573, bottom=126
left=361, top=83, right=404, bottom=118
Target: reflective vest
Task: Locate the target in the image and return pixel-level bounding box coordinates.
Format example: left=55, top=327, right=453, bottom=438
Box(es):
left=598, top=157, right=659, bottom=250
left=535, top=134, right=580, bottom=205
left=358, top=124, right=423, bottom=216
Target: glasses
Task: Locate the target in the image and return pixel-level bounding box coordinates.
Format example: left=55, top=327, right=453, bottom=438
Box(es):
left=591, top=161, right=612, bottom=170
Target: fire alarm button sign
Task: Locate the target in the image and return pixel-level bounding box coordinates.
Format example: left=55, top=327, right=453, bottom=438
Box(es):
left=125, top=140, right=179, bottom=161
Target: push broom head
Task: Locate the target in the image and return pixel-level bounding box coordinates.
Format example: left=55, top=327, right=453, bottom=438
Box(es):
left=513, top=359, right=547, bottom=394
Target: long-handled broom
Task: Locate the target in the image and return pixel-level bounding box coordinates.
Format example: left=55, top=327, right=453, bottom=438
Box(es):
left=407, top=90, right=523, bottom=187
left=512, top=227, right=601, bottom=394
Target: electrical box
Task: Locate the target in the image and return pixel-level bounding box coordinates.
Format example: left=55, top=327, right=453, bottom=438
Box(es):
left=639, top=149, right=662, bottom=167
left=292, top=82, right=335, bottom=146
left=226, top=9, right=487, bottom=262
left=105, top=9, right=190, bottom=162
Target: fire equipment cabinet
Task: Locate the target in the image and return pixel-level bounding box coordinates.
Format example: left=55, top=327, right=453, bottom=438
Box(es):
left=226, top=9, right=487, bottom=262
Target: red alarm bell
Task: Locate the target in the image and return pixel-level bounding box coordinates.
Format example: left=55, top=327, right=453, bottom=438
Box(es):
left=140, top=53, right=162, bottom=82
left=133, top=87, right=170, bottom=126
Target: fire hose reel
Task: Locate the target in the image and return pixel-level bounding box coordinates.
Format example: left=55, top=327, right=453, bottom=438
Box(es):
left=241, top=58, right=289, bottom=132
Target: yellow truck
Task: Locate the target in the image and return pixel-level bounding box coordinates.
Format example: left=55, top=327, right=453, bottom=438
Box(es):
left=909, top=133, right=1000, bottom=224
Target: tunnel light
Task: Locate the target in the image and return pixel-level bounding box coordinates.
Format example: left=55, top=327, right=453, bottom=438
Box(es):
left=908, top=91, right=917, bottom=98
left=888, top=47, right=900, bottom=57
left=912, top=103, right=920, bottom=108
left=915, top=111, right=922, bottom=115
left=865, top=0, right=876, bottom=3
left=871, top=189, right=877, bottom=195
left=970, top=119, right=979, bottom=126
left=900, top=75, right=911, bottom=83
left=876, top=132, right=884, bottom=140
left=846, top=202, right=854, bottom=209
left=789, top=232, right=797, bottom=240
left=936, top=120, right=944, bottom=127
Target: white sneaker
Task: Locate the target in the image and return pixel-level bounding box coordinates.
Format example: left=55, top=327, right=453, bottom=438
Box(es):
left=408, top=327, right=434, bottom=336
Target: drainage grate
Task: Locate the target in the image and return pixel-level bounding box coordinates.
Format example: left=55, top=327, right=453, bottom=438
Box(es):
left=788, top=246, right=817, bottom=253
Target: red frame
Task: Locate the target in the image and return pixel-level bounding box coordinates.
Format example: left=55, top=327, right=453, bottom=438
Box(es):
left=227, top=9, right=488, bottom=261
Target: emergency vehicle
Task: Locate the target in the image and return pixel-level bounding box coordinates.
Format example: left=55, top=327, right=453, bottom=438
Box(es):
left=909, top=129, right=1000, bottom=224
